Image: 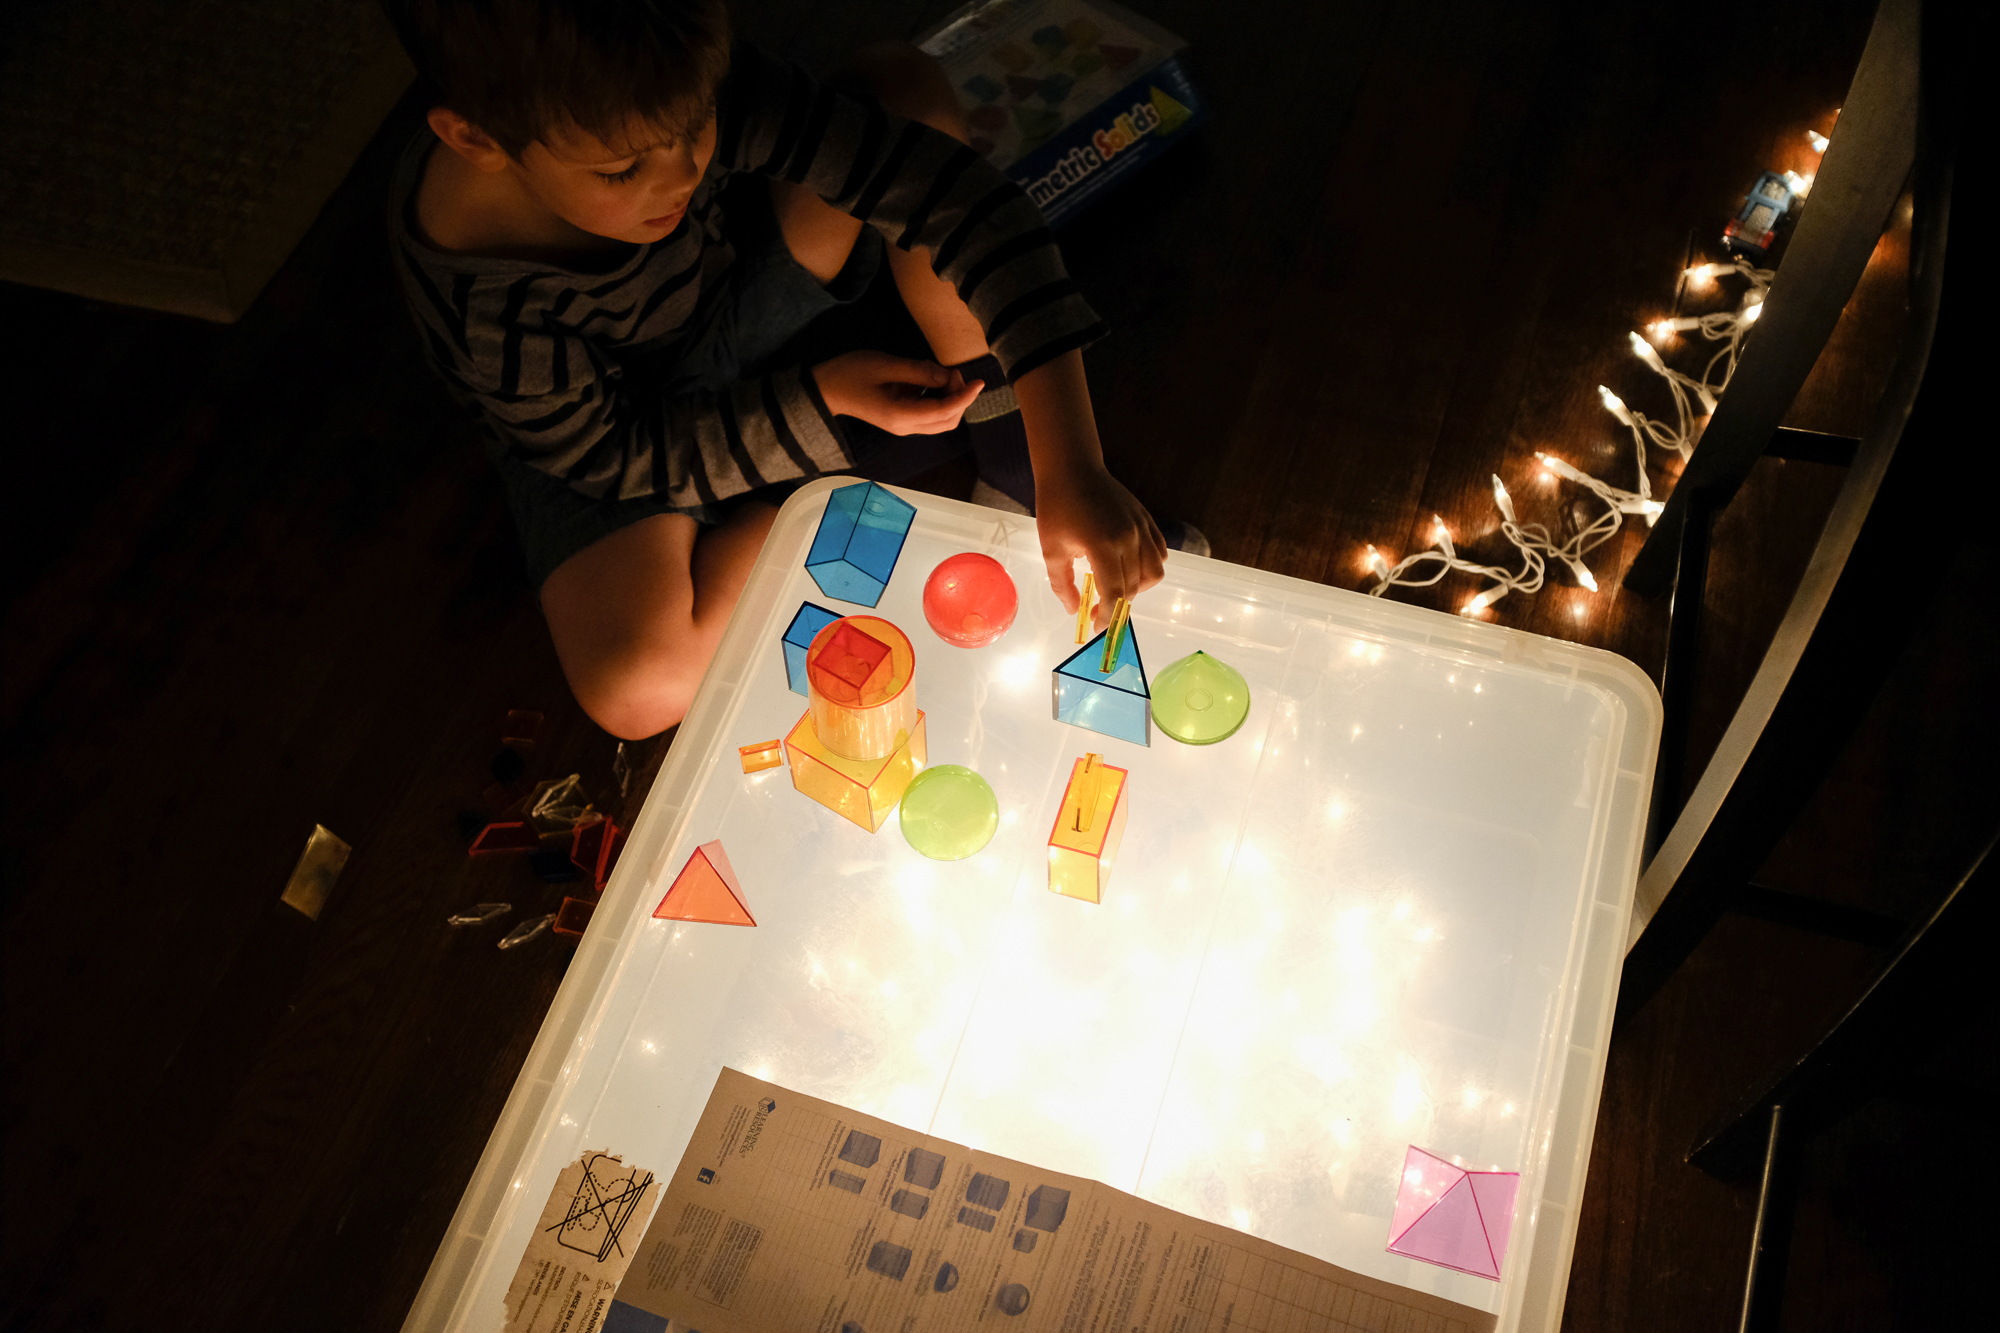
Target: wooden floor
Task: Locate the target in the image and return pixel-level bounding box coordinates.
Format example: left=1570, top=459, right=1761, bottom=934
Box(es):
left=3, top=2, right=1988, bottom=1330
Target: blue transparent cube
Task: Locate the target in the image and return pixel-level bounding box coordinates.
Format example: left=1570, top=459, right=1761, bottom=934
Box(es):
left=781, top=601, right=842, bottom=696
left=1052, top=625, right=1151, bottom=746
left=806, top=481, right=917, bottom=606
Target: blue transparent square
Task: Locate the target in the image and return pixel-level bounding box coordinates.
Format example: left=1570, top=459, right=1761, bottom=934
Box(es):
left=805, top=482, right=917, bottom=606
left=1052, top=627, right=1151, bottom=746
left=782, top=601, right=842, bottom=696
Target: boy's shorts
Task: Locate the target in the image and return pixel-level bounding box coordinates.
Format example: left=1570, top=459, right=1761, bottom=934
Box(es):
left=495, top=175, right=968, bottom=589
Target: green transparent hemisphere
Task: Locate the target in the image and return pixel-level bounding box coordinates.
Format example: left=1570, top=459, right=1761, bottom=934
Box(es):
left=899, top=764, right=1000, bottom=860
left=1150, top=651, right=1251, bottom=745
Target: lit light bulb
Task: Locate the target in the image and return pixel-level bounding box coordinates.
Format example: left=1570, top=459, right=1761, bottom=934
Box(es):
left=1807, top=130, right=1829, bottom=153
left=1783, top=170, right=1814, bottom=197
left=1647, top=319, right=1676, bottom=345
left=1489, top=474, right=1516, bottom=523
left=1566, top=558, right=1599, bottom=592
left=1628, top=330, right=1665, bottom=371
left=1461, top=589, right=1496, bottom=616
left=1364, top=544, right=1389, bottom=577
left=1742, top=301, right=1763, bottom=324
left=1685, top=262, right=1725, bottom=289
left=1597, top=385, right=1634, bottom=425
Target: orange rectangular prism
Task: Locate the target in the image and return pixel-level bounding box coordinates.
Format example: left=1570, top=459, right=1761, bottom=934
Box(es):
left=784, top=708, right=927, bottom=832
left=1048, top=754, right=1129, bottom=904
left=738, top=739, right=785, bottom=773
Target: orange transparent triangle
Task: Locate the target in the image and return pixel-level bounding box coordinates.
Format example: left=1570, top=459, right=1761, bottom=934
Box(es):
left=654, top=839, right=756, bottom=926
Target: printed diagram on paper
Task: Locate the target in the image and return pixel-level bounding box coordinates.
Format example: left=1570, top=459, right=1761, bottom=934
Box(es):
left=503, top=1150, right=660, bottom=1333
left=554, top=1153, right=656, bottom=1262
left=609, top=1069, right=1494, bottom=1333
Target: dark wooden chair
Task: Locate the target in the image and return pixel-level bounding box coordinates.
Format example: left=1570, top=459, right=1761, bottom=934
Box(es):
left=1685, top=826, right=1997, bottom=1330
left=1615, top=0, right=1962, bottom=1024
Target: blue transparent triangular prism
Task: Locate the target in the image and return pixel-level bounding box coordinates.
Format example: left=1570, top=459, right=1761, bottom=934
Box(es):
left=1052, top=626, right=1151, bottom=745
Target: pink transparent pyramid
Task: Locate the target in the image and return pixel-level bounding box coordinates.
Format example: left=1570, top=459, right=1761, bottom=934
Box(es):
left=1385, top=1145, right=1519, bottom=1280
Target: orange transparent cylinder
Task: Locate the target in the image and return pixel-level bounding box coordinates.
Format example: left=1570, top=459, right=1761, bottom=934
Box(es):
left=805, top=616, right=918, bottom=760
left=1047, top=754, right=1129, bottom=903
left=786, top=709, right=928, bottom=832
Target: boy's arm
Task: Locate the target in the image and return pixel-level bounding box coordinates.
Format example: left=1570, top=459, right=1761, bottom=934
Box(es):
left=401, top=267, right=850, bottom=505
left=720, top=43, right=1101, bottom=384
left=720, top=43, right=1165, bottom=610
left=1015, top=349, right=1165, bottom=619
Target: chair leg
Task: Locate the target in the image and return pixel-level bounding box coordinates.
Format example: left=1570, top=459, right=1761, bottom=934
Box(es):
left=1738, top=1103, right=1794, bottom=1333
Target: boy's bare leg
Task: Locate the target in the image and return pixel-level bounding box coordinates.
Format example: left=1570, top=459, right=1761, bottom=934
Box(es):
left=769, top=43, right=989, bottom=366
left=541, top=502, right=778, bottom=739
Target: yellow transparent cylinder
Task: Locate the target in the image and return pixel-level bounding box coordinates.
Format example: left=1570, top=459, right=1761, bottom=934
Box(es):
left=1047, top=754, right=1129, bottom=903
left=806, top=615, right=918, bottom=760
left=785, top=709, right=928, bottom=832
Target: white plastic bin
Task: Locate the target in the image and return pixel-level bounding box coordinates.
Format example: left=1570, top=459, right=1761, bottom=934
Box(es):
left=403, top=480, right=1658, bottom=1332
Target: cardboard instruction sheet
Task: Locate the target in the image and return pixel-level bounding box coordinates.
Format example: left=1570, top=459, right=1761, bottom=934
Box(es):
left=608, top=1068, right=1494, bottom=1333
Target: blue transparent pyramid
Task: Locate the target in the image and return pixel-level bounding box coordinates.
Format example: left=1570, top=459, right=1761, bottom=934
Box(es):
left=781, top=601, right=842, bottom=696
left=806, top=481, right=917, bottom=606
left=1052, top=624, right=1151, bottom=746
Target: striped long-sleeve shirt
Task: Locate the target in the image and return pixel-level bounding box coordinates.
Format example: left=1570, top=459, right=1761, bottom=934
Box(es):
left=389, top=41, right=1107, bottom=507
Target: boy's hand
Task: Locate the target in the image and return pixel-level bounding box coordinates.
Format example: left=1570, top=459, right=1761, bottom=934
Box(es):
left=1014, top=349, right=1168, bottom=626
left=1037, top=458, right=1167, bottom=627
left=811, top=351, right=982, bottom=435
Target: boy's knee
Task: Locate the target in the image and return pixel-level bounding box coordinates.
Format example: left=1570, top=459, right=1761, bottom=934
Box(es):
left=570, top=641, right=705, bottom=741
left=843, top=42, right=966, bottom=140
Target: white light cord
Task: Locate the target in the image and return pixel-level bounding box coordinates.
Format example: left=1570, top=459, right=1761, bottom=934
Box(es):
left=1364, top=253, right=1773, bottom=614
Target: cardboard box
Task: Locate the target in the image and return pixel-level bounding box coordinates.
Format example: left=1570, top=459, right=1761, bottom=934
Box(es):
left=921, top=0, right=1208, bottom=226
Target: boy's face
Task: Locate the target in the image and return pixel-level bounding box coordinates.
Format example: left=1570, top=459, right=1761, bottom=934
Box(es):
left=512, top=106, right=719, bottom=245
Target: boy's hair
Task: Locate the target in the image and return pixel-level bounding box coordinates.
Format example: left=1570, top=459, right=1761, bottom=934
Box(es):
left=384, top=0, right=733, bottom=156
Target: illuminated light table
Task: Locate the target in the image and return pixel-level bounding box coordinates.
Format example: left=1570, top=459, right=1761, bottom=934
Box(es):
left=404, top=479, right=1659, bottom=1332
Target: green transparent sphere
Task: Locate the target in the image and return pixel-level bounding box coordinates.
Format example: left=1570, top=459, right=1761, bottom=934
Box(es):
left=1151, top=650, right=1252, bottom=745
left=899, top=765, right=1000, bottom=860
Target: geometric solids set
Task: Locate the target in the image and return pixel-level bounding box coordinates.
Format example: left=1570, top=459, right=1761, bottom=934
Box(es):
left=898, top=764, right=1000, bottom=860
left=805, top=481, right=916, bottom=607
left=785, top=707, right=928, bottom=833
left=654, top=840, right=756, bottom=927
left=738, top=739, right=785, bottom=773
left=922, top=552, right=1018, bottom=647
left=1150, top=650, right=1251, bottom=745
left=781, top=601, right=841, bottom=696
left=1047, top=753, right=1128, bottom=904
left=805, top=616, right=918, bottom=763
left=1053, top=624, right=1150, bottom=746
left=1385, top=1145, right=1519, bottom=1280
left=785, top=613, right=929, bottom=832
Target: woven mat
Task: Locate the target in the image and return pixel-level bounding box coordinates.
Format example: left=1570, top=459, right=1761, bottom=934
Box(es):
left=0, top=0, right=410, bottom=322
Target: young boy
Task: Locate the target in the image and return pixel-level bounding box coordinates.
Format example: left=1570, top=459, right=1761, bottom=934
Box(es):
left=385, top=0, right=1169, bottom=738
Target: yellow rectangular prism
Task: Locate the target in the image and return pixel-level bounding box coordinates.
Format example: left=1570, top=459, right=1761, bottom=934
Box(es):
left=1047, top=753, right=1129, bottom=903
left=785, top=709, right=927, bottom=832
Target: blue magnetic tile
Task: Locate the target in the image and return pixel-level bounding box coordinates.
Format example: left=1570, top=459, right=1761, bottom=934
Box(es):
left=805, top=482, right=916, bottom=607
left=782, top=601, right=842, bottom=696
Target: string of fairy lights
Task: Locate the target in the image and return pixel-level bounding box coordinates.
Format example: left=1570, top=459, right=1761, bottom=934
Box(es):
left=1362, top=136, right=1824, bottom=618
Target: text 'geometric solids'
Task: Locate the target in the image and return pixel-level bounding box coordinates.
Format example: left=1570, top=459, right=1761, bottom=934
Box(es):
left=806, top=481, right=916, bottom=607
left=1048, top=754, right=1129, bottom=904
left=653, top=839, right=756, bottom=927
left=1385, top=1144, right=1519, bottom=1280
left=1053, top=624, right=1150, bottom=746
left=783, top=601, right=842, bottom=697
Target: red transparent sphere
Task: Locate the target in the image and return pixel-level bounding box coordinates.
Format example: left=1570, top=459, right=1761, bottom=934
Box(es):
left=922, top=553, right=1018, bottom=648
